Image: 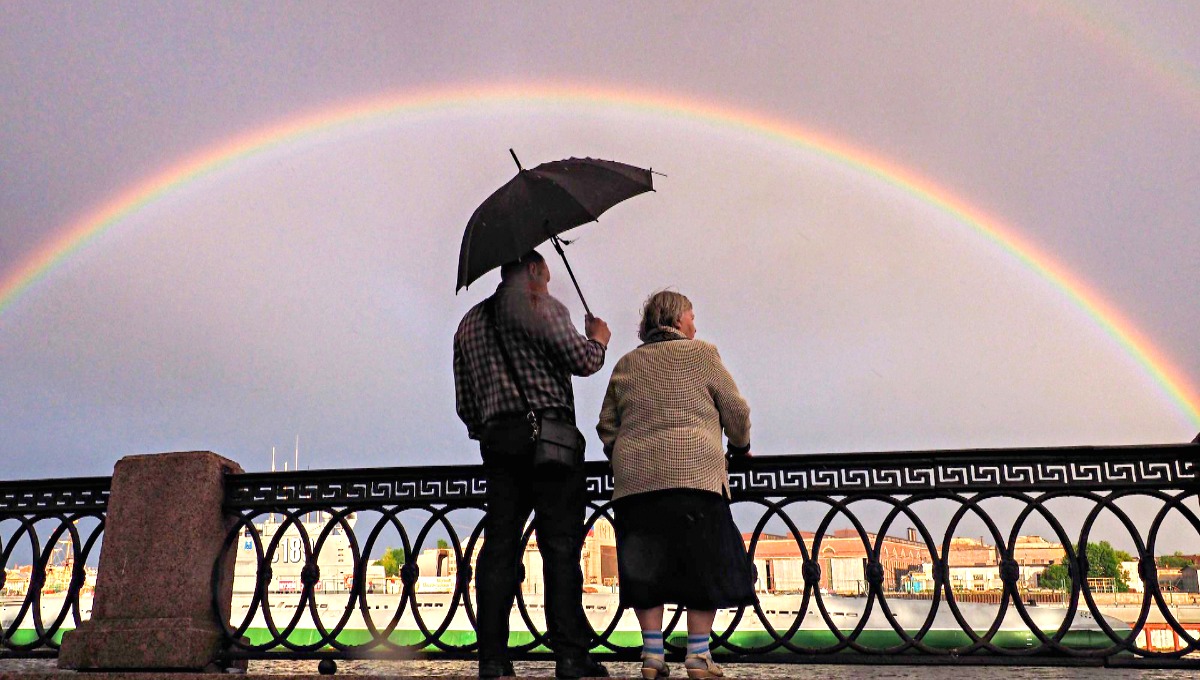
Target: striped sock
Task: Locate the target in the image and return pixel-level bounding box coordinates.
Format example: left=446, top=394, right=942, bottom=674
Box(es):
left=686, top=633, right=709, bottom=657
left=641, top=630, right=664, bottom=660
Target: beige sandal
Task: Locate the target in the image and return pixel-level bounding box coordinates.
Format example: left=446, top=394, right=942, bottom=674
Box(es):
left=641, top=655, right=671, bottom=679
left=683, top=654, right=723, bottom=678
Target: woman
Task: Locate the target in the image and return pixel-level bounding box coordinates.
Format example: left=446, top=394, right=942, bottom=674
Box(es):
left=597, top=291, right=755, bottom=679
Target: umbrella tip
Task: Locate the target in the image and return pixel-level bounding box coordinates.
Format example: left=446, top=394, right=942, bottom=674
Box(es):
left=509, top=148, right=523, bottom=171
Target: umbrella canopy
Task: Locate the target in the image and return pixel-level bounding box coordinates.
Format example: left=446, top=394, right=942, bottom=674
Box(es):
left=456, top=154, right=654, bottom=292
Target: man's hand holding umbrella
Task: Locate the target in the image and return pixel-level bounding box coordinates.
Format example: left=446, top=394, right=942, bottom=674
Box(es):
left=457, top=150, right=655, bottom=317
left=585, top=313, right=612, bottom=349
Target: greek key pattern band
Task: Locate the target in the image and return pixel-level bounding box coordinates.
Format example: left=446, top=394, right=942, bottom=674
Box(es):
left=224, top=443, right=1196, bottom=507
left=0, top=478, right=111, bottom=514
left=728, top=455, right=1198, bottom=495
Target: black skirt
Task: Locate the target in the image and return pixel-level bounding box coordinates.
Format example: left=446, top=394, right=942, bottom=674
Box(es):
left=612, top=488, right=758, bottom=610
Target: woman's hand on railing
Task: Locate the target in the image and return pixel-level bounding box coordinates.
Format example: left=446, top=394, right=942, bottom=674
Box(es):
left=726, top=443, right=753, bottom=472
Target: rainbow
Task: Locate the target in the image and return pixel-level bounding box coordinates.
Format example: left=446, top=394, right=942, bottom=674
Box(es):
left=1044, top=1, right=1200, bottom=114
left=1, top=82, right=1197, bottom=427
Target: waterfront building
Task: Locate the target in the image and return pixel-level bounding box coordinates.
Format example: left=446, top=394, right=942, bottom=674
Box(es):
left=901, top=561, right=1048, bottom=593
left=3, top=566, right=31, bottom=596
left=517, top=518, right=618, bottom=594
left=1, top=541, right=97, bottom=597
left=1179, top=566, right=1200, bottom=593
left=410, top=518, right=619, bottom=595
left=896, top=535, right=1067, bottom=593
left=945, top=536, right=996, bottom=566
left=747, top=529, right=930, bottom=594
left=940, top=535, right=1065, bottom=569
left=1012, top=535, right=1067, bottom=567
left=1121, top=561, right=1144, bottom=593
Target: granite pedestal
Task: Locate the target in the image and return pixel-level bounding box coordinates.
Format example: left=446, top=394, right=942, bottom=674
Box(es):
left=58, top=451, right=243, bottom=671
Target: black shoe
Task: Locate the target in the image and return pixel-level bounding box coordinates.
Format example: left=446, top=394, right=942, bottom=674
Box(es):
left=479, top=658, right=515, bottom=678
left=555, top=656, right=609, bottom=678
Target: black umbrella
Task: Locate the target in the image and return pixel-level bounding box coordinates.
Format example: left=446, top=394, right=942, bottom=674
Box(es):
left=456, top=150, right=654, bottom=314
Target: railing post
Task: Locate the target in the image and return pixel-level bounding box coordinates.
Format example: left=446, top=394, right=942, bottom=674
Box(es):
left=58, top=451, right=243, bottom=671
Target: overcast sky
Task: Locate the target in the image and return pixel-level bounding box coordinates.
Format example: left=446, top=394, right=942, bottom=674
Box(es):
left=1, top=2, right=1198, bottom=549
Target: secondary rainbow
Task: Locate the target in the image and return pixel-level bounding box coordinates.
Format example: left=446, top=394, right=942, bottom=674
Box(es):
left=1, top=82, right=1196, bottom=427
left=1047, top=1, right=1200, bottom=114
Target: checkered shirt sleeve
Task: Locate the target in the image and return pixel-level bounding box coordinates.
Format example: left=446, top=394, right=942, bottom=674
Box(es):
left=454, top=286, right=605, bottom=437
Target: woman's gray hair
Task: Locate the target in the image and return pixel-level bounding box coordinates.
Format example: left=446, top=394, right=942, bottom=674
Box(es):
left=638, top=290, right=692, bottom=341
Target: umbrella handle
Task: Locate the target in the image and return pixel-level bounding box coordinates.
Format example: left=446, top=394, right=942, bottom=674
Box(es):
left=550, top=235, right=592, bottom=317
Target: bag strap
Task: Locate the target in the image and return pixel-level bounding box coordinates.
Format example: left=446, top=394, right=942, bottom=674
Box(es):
left=484, top=297, right=539, bottom=436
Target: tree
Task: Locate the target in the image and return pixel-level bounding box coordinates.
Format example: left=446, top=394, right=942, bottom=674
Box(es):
left=437, top=539, right=450, bottom=550
left=1158, top=551, right=1194, bottom=569
left=1040, top=562, right=1071, bottom=590
left=1086, top=541, right=1131, bottom=592
left=1037, top=541, right=1131, bottom=592
left=374, top=547, right=405, bottom=578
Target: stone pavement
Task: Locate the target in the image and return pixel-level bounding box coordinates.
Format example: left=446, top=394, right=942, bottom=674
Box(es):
left=5, top=658, right=1200, bottom=680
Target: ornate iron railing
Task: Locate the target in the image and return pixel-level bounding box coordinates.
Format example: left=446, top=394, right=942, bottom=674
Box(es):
left=0, top=476, right=109, bottom=658
left=216, top=439, right=1200, bottom=670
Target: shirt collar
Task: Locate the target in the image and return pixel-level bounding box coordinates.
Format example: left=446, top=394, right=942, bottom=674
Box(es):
left=643, top=326, right=688, bottom=344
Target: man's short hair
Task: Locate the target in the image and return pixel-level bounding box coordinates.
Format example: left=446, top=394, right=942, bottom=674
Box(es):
left=500, top=250, right=546, bottom=280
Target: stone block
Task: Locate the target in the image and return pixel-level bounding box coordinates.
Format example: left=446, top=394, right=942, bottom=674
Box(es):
left=59, top=451, right=243, bottom=671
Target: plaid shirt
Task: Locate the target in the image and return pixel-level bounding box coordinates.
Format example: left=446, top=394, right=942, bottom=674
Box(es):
left=454, top=282, right=606, bottom=438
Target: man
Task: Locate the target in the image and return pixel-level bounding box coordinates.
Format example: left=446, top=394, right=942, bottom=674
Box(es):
left=453, top=250, right=612, bottom=679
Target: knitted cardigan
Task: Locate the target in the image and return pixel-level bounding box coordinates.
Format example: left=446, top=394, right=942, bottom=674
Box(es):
left=597, top=327, right=751, bottom=500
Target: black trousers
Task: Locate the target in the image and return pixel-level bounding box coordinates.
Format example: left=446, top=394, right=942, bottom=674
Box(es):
left=475, top=440, right=592, bottom=663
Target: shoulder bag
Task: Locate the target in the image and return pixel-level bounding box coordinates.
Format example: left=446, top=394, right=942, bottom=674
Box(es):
left=482, top=297, right=585, bottom=470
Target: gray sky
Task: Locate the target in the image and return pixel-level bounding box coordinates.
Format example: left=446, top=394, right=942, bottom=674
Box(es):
left=1, top=2, right=1198, bottom=548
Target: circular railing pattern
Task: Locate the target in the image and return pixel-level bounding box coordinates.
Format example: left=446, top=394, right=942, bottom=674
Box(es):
left=214, top=442, right=1200, bottom=666
left=0, top=477, right=109, bottom=658
left=215, top=504, right=489, bottom=660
